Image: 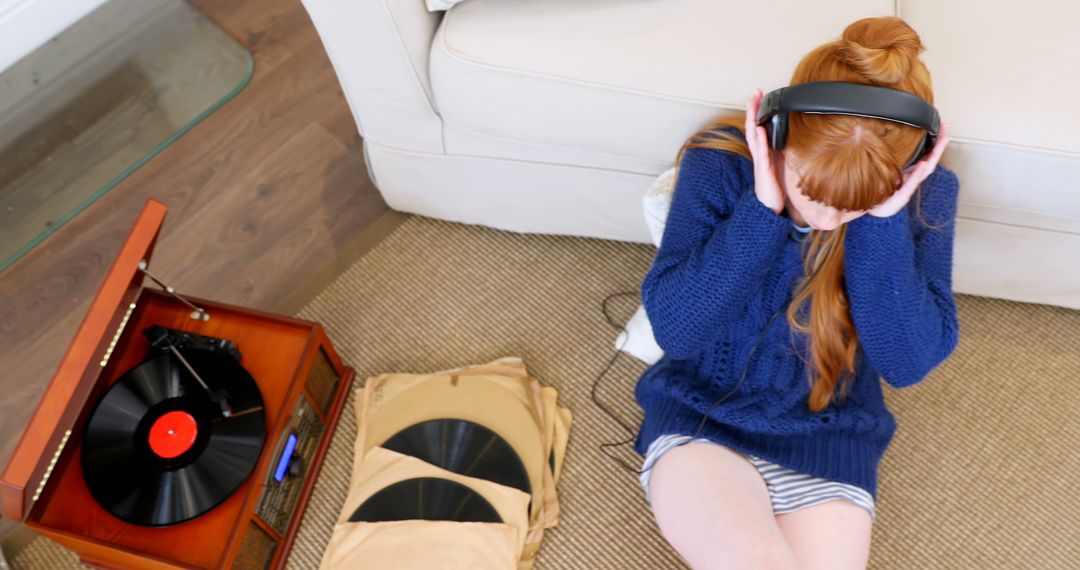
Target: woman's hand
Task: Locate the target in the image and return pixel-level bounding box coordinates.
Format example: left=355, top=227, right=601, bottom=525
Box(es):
left=745, top=88, right=786, bottom=215
left=868, top=122, right=951, bottom=218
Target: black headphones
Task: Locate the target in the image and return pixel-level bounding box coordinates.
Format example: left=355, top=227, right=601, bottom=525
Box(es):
left=756, top=81, right=940, bottom=170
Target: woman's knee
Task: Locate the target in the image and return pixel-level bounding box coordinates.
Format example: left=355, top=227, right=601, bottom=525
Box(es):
left=648, top=442, right=800, bottom=569
left=776, top=499, right=873, bottom=570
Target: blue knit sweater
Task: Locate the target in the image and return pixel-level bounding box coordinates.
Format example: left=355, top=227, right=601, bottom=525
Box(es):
left=633, top=141, right=961, bottom=500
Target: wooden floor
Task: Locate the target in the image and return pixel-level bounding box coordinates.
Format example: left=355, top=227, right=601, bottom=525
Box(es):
left=0, top=0, right=402, bottom=537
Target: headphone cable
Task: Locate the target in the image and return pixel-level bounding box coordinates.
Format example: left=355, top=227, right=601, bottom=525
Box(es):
left=591, top=236, right=834, bottom=477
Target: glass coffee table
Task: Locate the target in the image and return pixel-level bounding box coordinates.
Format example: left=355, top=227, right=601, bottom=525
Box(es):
left=0, top=0, right=252, bottom=272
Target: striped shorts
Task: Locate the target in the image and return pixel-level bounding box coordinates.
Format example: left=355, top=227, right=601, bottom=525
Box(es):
left=639, top=434, right=876, bottom=521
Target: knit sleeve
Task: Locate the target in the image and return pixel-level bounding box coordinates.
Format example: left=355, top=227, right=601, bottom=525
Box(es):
left=641, top=146, right=790, bottom=360
left=843, top=165, right=961, bottom=388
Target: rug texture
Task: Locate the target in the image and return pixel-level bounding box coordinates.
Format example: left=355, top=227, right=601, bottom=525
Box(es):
left=9, top=215, right=1079, bottom=569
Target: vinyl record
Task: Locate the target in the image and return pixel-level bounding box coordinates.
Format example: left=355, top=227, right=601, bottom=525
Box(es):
left=82, top=348, right=266, bottom=526
left=348, top=477, right=502, bottom=523
left=360, top=373, right=547, bottom=524
left=380, top=419, right=530, bottom=498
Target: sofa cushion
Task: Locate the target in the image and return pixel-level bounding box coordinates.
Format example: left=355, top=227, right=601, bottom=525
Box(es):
left=430, top=0, right=1080, bottom=232
left=425, top=0, right=468, bottom=12
left=900, top=0, right=1080, bottom=232
left=431, top=0, right=893, bottom=170
left=901, top=0, right=1080, bottom=155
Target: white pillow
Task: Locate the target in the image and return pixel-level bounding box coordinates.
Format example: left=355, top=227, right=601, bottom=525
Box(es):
left=615, top=167, right=676, bottom=364
left=425, top=0, right=468, bottom=12
left=642, top=166, right=676, bottom=245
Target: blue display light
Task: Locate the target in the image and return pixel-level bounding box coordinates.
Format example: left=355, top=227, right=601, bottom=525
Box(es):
left=274, top=434, right=298, bottom=482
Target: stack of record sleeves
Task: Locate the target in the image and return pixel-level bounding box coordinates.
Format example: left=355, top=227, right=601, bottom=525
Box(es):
left=318, top=357, right=571, bottom=570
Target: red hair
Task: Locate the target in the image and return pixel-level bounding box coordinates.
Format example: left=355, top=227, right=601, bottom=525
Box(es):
left=674, top=16, right=938, bottom=411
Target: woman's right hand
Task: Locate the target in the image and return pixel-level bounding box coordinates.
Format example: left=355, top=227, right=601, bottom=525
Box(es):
left=745, top=88, right=786, bottom=215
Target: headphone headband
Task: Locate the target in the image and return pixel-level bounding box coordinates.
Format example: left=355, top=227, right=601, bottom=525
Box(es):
left=756, top=81, right=940, bottom=169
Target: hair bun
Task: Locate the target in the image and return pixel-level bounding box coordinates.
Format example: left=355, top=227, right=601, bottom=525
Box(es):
left=839, top=17, right=924, bottom=84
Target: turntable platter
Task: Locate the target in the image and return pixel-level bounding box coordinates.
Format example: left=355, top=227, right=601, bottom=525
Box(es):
left=81, top=349, right=266, bottom=526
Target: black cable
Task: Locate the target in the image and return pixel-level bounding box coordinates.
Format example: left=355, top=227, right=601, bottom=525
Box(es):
left=590, top=234, right=835, bottom=478
left=589, top=290, right=649, bottom=474
left=589, top=291, right=645, bottom=438
left=589, top=289, right=777, bottom=476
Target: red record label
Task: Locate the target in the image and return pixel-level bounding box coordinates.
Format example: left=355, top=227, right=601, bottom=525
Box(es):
left=148, top=411, right=198, bottom=459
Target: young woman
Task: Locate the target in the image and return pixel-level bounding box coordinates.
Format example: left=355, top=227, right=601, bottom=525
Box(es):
left=633, top=17, right=958, bottom=569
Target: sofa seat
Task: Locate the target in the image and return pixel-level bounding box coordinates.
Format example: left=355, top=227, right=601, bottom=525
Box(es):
left=432, top=0, right=1080, bottom=233
left=301, top=0, right=1080, bottom=309
left=430, top=0, right=894, bottom=174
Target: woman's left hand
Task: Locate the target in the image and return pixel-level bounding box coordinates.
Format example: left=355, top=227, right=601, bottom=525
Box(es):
left=868, top=123, right=951, bottom=218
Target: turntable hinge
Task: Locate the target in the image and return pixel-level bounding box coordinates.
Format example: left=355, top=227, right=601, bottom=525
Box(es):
left=101, top=303, right=137, bottom=368
left=32, top=429, right=72, bottom=504
left=137, top=260, right=210, bottom=321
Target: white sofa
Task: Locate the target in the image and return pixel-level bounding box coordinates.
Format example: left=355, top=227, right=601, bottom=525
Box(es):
left=300, top=0, right=1080, bottom=311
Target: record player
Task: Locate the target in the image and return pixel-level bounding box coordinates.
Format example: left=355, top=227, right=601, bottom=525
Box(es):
left=0, top=199, right=355, bottom=569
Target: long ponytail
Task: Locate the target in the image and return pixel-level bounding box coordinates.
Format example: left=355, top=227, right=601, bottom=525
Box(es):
left=672, top=16, right=938, bottom=411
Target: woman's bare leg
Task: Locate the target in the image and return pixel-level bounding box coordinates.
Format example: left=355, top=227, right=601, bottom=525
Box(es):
left=775, top=499, right=873, bottom=570
left=648, top=442, right=801, bottom=569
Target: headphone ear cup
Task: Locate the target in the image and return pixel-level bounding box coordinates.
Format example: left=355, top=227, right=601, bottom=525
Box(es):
left=769, top=114, right=788, bottom=150
left=902, top=133, right=933, bottom=170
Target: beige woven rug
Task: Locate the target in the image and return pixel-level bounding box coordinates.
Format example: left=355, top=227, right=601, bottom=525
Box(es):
left=9, top=215, right=1079, bottom=569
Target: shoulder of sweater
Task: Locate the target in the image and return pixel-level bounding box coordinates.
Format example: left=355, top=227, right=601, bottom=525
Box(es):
left=913, top=164, right=960, bottom=219
left=678, top=143, right=754, bottom=203
left=681, top=144, right=751, bottom=175
left=894, top=163, right=960, bottom=239
left=927, top=163, right=960, bottom=192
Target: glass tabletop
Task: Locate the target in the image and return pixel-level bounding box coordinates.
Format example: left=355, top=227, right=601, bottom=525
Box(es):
left=0, top=0, right=252, bottom=272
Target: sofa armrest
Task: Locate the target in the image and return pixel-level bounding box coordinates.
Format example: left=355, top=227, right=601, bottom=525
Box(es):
left=301, top=0, right=444, bottom=153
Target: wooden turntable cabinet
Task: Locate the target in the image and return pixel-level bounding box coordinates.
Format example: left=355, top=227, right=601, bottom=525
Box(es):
left=0, top=199, right=356, bottom=569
